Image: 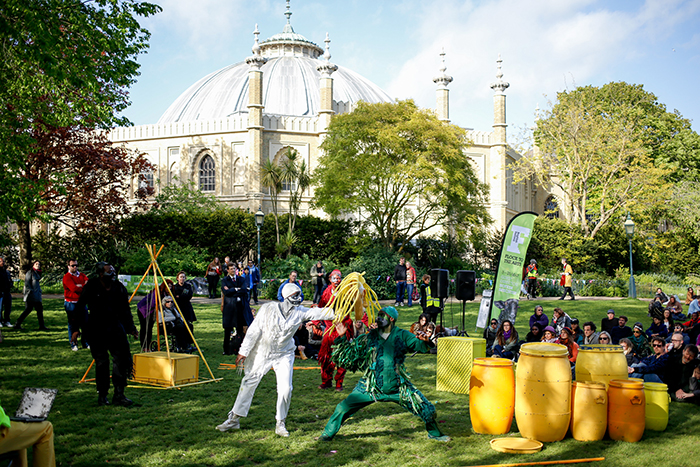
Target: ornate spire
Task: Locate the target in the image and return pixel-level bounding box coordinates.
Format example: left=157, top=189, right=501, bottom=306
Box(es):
left=285, top=0, right=292, bottom=24
left=317, top=32, right=338, bottom=76
left=433, top=48, right=453, bottom=89
left=246, top=24, right=267, bottom=70
left=490, top=53, right=510, bottom=94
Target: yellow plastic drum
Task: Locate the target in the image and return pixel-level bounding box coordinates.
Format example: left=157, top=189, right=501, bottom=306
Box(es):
left=575, top=345, right=628, bottom=389
left=644, top=382, right=670, bottom=431
left=515, top=343, right=572, bottom=442
left=570, top=381, right=608, bottom=441
left=608, top=379, right=646, bottom=442
left=470, top=358, right=515, bottom=434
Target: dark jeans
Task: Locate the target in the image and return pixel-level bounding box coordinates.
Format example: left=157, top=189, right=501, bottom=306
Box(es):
left=64, top=301, right=89, bottom=347
left=560, top=287, right=575, bottom=300
left=493, top=344, right=514, bottom=359
left=395, top=281, right=406, bottom=304
left=16, top=300, right=45, bottom=328
left=313, top=281, right=324, bottom=304
left=251, top=283, right=259, bottom=304
left=1, top=291, right=11, bottom=322
left=90, top=331, right=132, bottom=395
left=207, top=274, right=219, bottom=298
left=407, top=284, right=415, bottom=307
left=527, top=278, right=537, bottom=297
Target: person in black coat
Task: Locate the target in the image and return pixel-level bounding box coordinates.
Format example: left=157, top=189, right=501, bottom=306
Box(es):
left=72, top=262, right=138, bottom=406
left=172, top=271, right=196, bottom=331
left=221, top=263, right=246, bottom=355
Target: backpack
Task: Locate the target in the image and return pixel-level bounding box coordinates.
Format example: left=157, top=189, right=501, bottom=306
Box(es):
left=648, top=300, right=664, bottom=320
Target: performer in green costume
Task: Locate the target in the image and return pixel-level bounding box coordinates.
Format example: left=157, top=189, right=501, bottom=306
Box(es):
left=320, top=306, right=449, bottom=441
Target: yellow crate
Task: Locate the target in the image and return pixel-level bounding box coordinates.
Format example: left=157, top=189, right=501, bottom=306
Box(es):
left=132, top=352, right=199, bottom=387
left=436, top=337, right=486, bottom=394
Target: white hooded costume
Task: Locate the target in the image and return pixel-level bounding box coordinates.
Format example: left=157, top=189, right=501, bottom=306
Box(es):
left=229, top=283, right=334, bottom=422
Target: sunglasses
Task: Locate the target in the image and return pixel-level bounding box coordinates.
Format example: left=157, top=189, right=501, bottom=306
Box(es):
left=599, top=337, right=609, bottom=341
left=652, top=344, right=663, bottom=348
left=633, top=330, right=641, bottom=333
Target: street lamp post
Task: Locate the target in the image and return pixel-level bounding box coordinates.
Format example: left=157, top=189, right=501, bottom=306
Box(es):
left=624, top=213, right=637, bottom=299
left=255, top=206, right=265, bottom=266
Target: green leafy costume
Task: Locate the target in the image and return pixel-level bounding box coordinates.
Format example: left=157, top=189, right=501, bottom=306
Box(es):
left=321, top=326, right=444, bottom=439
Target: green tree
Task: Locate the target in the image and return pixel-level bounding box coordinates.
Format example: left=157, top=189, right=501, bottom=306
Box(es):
left=261, top=159, right=283, bottom=244
left=153, top=177, right=220, bottom=214
left=0, top=0, right=160, bottom=269
left=513, top=82, right=679, bottom=238
left=313, top=100, right=490, bottom=251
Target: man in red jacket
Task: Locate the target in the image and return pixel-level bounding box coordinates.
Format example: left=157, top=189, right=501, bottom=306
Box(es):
left=63, top=259, right=88, bottom=351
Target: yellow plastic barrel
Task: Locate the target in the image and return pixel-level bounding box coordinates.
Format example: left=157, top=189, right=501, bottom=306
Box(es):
left=575, top=345, right=628, bottom=389
left=470, top=358, right=515, bottom=434
left=569, top=381, right=607, bottom=441
left=608, top=379, right=645, bottom=442
left=629, top=378, right=644, bottom=382
left=644, top=382, right=670, bottom=431
left=515, top=343, right=572, bottom=442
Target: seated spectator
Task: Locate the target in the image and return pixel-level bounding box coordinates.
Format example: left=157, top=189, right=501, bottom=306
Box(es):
left=666, top=323, right=690, bottom=345
left=655, top=287, right=669, bottom=305
left=410, top=314, right=431, bottom=336
left=646, top=316, right=668, bottom=339
left=598, top=331, right=612, bottom=345
left=581, top=321, right=600, bottom=345
left=159, top=296, right=192, bottom=352
left=483, top=318, right=499, bottom=356
left=601, top=309, right=617, bottom=335
left=525, top=323, right=543, bottom=343
left=528, top=305, right=548, bottom=329
left=662, top=309, right=675, bottom=334
left=686, top=287, right=695, bottom=306
left=683, top=311, right=700, bottom=329
left=277, top=271, right=304, bottom=302
left=0, top=398, right=55, bottom=467
left=610, top=315, right=633, bottom=344
left=541, top=326, right=558, bottom=343
left=628, top=336, right=669, bottom=383
left=666, top=296, right=684, bottom=320
left=557, top=327, right=578, bottom=364
left=630, top=323, right=651, bottom=358
left=491, top=320, right=519, bottom=360
left=551, top=307, right=572, bottom=335
left=137, top=281, right=172, bottom=352
left=620, top=338, right=639, bottom=366
left=689, top=298, right=700, bottom=317
left=570, top=318, right=583, bottom=344
left=668, top=345, right=700, bottom=403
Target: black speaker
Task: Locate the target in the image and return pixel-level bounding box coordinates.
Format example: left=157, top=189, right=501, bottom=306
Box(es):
left=430, top=269, right=449, bottom=299
left=455, top=270, right=476, bottom=301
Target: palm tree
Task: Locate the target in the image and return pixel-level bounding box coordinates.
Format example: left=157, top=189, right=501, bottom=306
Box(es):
left=260, top=159, right=283, bottom=243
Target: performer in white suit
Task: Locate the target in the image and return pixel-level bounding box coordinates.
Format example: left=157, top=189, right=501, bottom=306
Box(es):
left=216, top=283, right=334, bottom=437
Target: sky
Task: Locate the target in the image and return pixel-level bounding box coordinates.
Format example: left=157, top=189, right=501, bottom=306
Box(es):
left=123, top=0, right=700, bottom=135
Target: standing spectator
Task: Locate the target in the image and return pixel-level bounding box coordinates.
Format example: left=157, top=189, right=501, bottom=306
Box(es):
left=601, top=309, right=617, bottom=335
left=63, top=259, right=89, bottom=351
left=317, top=269, right=349, bottom=390
left=0, top=256, right=12, bottom=328
left=491, top=320, right=519, bottom=359
left=582, top=322, right=600, bottom=345
left=277, top=271, right=304, bottom=302
left=525, top=259, right=538, bottom=299
left=483, top=318, right=499, bottom=354
left=686, top=287, right=695, bottom=306
left=405, top=261, right=417, bottom=307
left=551, top=307, right=572, bottom=335
left=529, top=305, right=549, bottom=329
left=419, top=274, right=440, bottom=323
left=73, top=262, right=138, bottom=406
left=248, top=260, right=260, bottom=305
left=611, top=315, right=633, bottom=344
left=172, top=271, right=196, bottom=332
left=205, top=258, right=222, bottom=299
left=222, top=263, right=246, bottom=355
left=310, top=261, right=325, bottom=305
left=14, top=260, right=46, bottom=331
left=393, top=257, right=407, bottom=307
left=558, top=258, right=575, bottom=300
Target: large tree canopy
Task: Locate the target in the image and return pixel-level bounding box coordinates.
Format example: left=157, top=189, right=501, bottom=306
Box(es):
left=312, top=100, right=490, bottom=250
left=0, top=0, right=160, bottom=269
left=512, top=82, right=696, bottom=238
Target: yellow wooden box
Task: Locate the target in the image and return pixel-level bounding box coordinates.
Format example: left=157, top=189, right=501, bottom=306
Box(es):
left=132, top=352, right=199, bottom=387
left=436, top=336, right=486, bottom=394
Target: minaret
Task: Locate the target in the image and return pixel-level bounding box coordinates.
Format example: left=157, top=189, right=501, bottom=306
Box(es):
left=490, top=53, right=509, bottom=144
left=245, top=24, right=267, bottom=211
left=489, top=54, right=510, bottom=228
left=433, top=48, right=453, bottom=122
left=317, top=32, right=338, bottom=133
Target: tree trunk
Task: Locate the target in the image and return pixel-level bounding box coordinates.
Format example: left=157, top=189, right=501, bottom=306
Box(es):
left=17, top=220, right=32, bottom=273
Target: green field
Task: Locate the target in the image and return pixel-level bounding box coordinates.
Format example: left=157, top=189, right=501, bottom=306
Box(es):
left=1, top=297, right=698, bottom=467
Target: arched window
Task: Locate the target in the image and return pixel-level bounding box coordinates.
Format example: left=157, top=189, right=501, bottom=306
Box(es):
left=544, top=195, right=559, bottom=219
left=199, top=155, right=215, bottom=192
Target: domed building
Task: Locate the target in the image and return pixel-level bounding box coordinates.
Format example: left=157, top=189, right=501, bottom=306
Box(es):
left=110, top=2, right=545, bottom=230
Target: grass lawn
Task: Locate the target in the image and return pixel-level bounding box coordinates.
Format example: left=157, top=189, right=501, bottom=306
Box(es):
left=1, top=297, right=698, bottom=467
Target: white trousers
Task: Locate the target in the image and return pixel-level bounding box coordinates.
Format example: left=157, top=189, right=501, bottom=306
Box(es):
left=231, top=351, right=294, bottom=421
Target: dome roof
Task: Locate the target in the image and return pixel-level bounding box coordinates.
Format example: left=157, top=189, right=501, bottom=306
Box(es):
left=157, top=9, right=393, bottom=123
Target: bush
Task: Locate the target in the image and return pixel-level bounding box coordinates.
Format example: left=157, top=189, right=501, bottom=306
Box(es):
left=347, top=247, right=401, bottom=300
left=121, top=243, right=211, bottom=276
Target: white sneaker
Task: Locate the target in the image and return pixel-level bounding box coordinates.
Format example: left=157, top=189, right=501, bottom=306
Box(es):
left=216, top=415, right=240, bottom=432
left=71, top=344, right=78, bottom=352
left=275, top=419, right=289, bottom=437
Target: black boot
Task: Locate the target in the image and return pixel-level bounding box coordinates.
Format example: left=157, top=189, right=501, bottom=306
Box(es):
left=98, top=393, right=111, bottom=406
left=112, top=387, right=133, bottom=407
